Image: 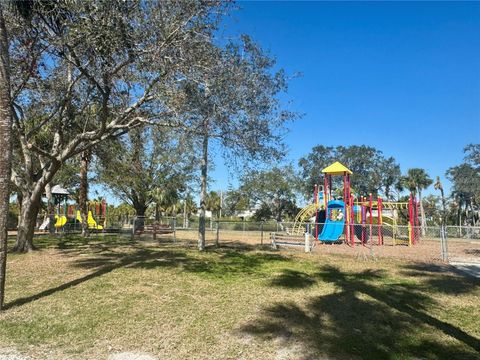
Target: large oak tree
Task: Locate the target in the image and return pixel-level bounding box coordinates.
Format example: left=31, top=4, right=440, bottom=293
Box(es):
left=6, top=0, right=226, bottom=251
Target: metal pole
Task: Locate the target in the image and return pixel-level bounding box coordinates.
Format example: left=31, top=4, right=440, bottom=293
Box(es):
left=261, top=221, right=264, bottom=245
left=444, top=226, right=449, bottom=262
left=378, top=197, right=383, bottom=245
left=441, top=225, right=449, bottom=262
left=441, top=225, right=446, bottom=261
left=173, top=217, right=176, bottom=242
left=215, top=221, right=219, bottom=247
left=131, top=216, right=136, bottom=241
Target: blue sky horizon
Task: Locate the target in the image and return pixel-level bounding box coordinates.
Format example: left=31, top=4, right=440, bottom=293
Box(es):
left=204, top=0, right=480, bottom=199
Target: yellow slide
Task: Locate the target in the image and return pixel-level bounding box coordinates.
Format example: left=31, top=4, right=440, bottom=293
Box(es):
left=54, top=215, right=67, bottom=228
left=76, top=210, right=104, bottom=230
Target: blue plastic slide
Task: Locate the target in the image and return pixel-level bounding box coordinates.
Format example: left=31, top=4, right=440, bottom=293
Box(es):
left=318, top=200, right=346, bottom=242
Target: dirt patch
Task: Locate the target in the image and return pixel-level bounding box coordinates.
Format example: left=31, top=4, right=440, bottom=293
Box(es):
left=0, top=348, right=31, bottom=360
left=108, top=352, right=156, bottom=360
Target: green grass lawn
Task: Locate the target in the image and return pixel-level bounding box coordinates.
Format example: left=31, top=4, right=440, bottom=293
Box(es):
left=1, top=235, right=479, bottom=359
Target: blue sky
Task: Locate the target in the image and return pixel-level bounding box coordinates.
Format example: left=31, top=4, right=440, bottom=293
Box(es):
left=208, top=1, right=480, bottom=197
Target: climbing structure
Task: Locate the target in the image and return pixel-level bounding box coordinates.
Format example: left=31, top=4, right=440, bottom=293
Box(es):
left=292, top=161, right=421, bottom=246
left=291, top=184, right=323, bottom=235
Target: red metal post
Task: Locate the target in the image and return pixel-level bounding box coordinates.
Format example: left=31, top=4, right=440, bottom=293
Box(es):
left=415, top=198, right=421, bottom=244
left=408, top=194, right=413, bottom=246
left=369, top=193, right=373, bottom=243
left=101, top=199, right=106, bottom=216
left=343, top=172, right=349, bottom=242
left=323, top=175, right=328, bottom=209
left=314, top=183, right=319, bottom=239
left=378, top=197, right=383, bottom=245
left=361, top=196, right=365, bottom=245
left=350, top=192, right=355, bottom=246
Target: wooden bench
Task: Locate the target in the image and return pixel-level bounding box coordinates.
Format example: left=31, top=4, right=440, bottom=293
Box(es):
left=135, top=223, right=173, bottom=239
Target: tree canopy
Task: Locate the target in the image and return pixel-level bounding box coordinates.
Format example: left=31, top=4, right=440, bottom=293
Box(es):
left=446, top=144, right=480, bottom=225
left=239, top=166, right=300, bottom=222
left=95, top=127, right=194, bottom=217
left=298, top=145, right=402, bottom=198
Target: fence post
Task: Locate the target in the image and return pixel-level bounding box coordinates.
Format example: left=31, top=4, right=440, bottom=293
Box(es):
left=173, top=217, right=177, bottom=242
left=261, top=221, right=264, bottom=245
left=441, top=225, right=448, bottom=262
left=215, top=221, right=219, bottom=247
left=305, top=223, right=310, bottom=253
left=131, top=216, right=136, bottom=241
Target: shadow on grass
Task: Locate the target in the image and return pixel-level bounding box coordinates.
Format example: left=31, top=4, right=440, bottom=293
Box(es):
left=269, top=269, right=316, bottom=289
left=5, top=237, right=289, bottom=310
left=242, top=265, right=480, bottom=359
left=400, top=263, right=480, bottom=294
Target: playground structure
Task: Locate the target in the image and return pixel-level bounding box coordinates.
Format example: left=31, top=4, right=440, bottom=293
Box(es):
left=73, top=201, right=106, bottom=230
left=291, top=161, right=421, bottom=247
left=39, top=187, right=107, bottom=232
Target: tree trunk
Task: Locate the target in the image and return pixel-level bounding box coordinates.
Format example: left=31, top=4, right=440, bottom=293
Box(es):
left=79, top=150, right=91, bottom=237
left=45, top=183, right=55, bottom=234
left=457, top=202, right=462, bottom=227
left=183, top=199, right=187, bottom=228
left=219, top=191, right=223, bottom=219
left=198, top=131, right=209, bottom=251
left=468, top=200, right=475, bottom=226
left=275, top=206, right=283, bottom=223
left=418, top=189, right=426, bottom=236
left=133, top=203, right=147, bottom=217
left=14, top=192, right=41, bottom=253
left=133, top=201, right=147, bottom=230
left=16, top=191, right=23, bottom=229
left=0, top=4, right=12, bottom=310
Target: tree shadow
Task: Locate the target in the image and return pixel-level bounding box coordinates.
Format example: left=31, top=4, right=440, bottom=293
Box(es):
left=5, top=240, right=290, bottom=309
left=400, top=263, right=480, bottom=294
left=269, top=269, right=316, bottom=289
left=242, top=264, right=480, bottom=359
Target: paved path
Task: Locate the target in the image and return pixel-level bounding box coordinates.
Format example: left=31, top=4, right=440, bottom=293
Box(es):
left=450, top=262, right=480, bottom=278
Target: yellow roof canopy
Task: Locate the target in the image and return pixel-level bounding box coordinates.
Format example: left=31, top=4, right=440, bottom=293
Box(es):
left=321, top=161, right=353, bottom=175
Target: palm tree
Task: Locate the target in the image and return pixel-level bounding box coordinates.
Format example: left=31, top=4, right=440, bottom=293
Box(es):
left=205, top=191, right=222, bottom=219
left=150, top=187, right=178, bottom=222
left=402, top=168, right=433, bottom=236
left=182, top=194, right=197, bottom=228
left=434, top=176, right=446, bottom=226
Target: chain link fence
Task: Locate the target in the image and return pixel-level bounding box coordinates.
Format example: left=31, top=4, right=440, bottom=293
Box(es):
left=20, top=214, right=480, bottom=264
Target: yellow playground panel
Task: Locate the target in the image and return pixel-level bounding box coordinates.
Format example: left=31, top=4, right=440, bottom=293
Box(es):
left=76, top=210, right=104, bottom=230
left=54, top=215, right=67, bottom=228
